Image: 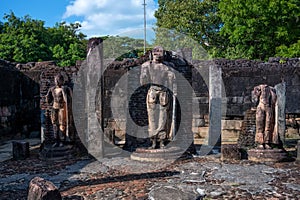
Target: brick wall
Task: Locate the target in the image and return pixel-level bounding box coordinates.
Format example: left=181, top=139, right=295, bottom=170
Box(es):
left=0, top=59, right=80, bottom=141
left=39, top=62, right=79, bottom=143
left=100, top=54, right=194, bottom=148
left=192, top=58, right=300, bottom=118
left=0, top=52, right=299, bottom=144
left=98, top=56, right=300, bottom=144
left=0, top=60, right=40, bottom=139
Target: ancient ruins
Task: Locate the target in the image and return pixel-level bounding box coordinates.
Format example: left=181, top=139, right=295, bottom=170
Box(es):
left=0, top=38, right=299, bottom=199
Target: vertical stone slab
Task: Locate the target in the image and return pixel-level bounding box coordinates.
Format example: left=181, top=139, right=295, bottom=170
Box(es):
left=126, top=67, right=144, bottom=149
left=40, top=109, right=46, bottom=143
left=208, top=64, right=222, bottom=149
left=86, top=38, right=104, bottom=158
left=274, top=82, right=286, bottom=144
left=12, top=141, right=29, bottom=160
left=73, top=61, right=88, bottom=150
left=297, top=140, right=300, bottom=162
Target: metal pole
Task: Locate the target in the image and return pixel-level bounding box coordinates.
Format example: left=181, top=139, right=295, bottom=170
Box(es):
left=143, top=0, right=147, bottom=54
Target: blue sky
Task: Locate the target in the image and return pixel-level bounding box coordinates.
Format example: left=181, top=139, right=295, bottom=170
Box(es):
left=0, top=0, right=158, bottom=40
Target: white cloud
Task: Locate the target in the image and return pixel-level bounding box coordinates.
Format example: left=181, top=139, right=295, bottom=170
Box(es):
left=63, top=0, right=157, bottom=38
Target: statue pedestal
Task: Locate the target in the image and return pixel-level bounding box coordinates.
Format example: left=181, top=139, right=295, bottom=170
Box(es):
left=39, top=144, right=74, bottom=161
left=248, top=148, right=288, bottom=162
left=130, top=146, right=184, bottom=162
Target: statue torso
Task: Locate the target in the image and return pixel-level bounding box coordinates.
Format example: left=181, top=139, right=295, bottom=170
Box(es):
left=141, top=61, right=173, bottom=87
left=52, top=86, right=66, bottom=109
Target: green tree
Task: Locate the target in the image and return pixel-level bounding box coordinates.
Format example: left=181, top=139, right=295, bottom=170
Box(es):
left=154, top=0, right=224, bottom=57
left=0, top=12, right=87, bottom=66
left=276, top=40, right=300, bottom=58
left=0, top=12, right=50, bottom=62
left=154, top=27, right=209, bottom=60
left=219, top=0, right=300, bottom=60
left=48, top=22, right=87, bottom=66
left=103, top=35, right=149, bottom=60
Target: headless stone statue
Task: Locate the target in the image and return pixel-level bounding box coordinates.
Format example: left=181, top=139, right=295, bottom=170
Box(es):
left=252, top=84, right=279, bottom=149
left=46, top=74, right=73, bottom=147
left=140, top=46, right=176, bottom=149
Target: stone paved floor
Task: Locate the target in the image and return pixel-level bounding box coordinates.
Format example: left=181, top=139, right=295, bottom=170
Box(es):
left=0, top=146, right=299, bottom=200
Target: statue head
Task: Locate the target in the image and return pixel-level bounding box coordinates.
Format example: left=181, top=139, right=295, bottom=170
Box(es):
left=54, top=74, right=64, bottom=87
left=152, top=46, right=164, bottom=63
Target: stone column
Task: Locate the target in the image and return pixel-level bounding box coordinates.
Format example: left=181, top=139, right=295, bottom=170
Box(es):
left=274, top=82, right=286, bottom=145
left=208, top=64, right=222, bottom=150
left=297, top=140, right=300, bottom=162
left=86, top=38, right=104, bottom=158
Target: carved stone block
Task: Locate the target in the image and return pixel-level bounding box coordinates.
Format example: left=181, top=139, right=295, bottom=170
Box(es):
left=27, top=177, right=62, bottom=200
left=12, top=141, right=29, bottom=160
left=221, top=144, right=241, bottom=161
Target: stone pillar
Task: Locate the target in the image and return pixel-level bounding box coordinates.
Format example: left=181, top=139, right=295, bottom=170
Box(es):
left=126, top=67, right=143, bottom=149
left=86, top=38, right=104, bottom=158
left=40, top=109, right=45, bottom=143
left=297, top=140, right=300, bottom=162
left=12, top=141, right=29, bottom=160
left=274, top=82, right=286, bottom=145
left=208, top=64, right=222, bottom=150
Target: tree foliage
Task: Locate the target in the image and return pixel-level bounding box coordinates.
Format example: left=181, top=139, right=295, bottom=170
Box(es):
left=276, top=40, right=300, bottom=58
left=0, top=12, right=50, bottom=63
left=154, top=28, right=209, bottom=60
left=103, top=35, right=150, bottom=60
left=219, top=0, right=300, bottom=60
left=0, top=12, right=87, bottom=66
left=154, top=0, right=224, bottom=57
left=155, top=0, right=300, bottom=60
left=47, top=22, right=87, bottom=66
left=0, top=12, right=150, bottom=65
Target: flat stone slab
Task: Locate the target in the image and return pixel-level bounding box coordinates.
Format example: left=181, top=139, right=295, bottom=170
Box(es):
left=148, top=185, right=200, bottom=200
left=248, top=148, right=288, bottom=162
left=130, top=147, right=184, bottom=162
left=1, top=155, right=300, bottom=199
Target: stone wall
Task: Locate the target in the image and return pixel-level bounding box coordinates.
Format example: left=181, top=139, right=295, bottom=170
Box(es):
left=98, top=54, right=194, bottom=148
left=0, top=60, right=40, bottom=139
left=99, top=56, right=300, bottom=144
left=39, top=62, right=80, bottom=143
left=0, top=52, right=299, bottom=144
left=0, top=59, right=80, bottom=141
left=194, top=58, right=300, bottom=142
left=192, top=58, right=300, bottom=118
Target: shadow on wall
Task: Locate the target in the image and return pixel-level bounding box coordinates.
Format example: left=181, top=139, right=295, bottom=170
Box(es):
left=0, top=60, right=40, bottom=141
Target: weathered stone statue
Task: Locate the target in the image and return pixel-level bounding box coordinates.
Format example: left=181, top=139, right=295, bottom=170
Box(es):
left=140, top=46, right=176, bottom=149
left=46, top=74, right=73, bottom=147
left=252, top=84, right=279, bottom=149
